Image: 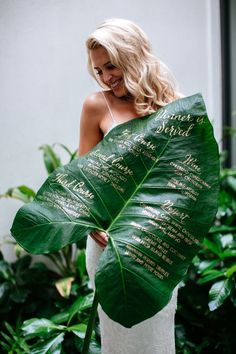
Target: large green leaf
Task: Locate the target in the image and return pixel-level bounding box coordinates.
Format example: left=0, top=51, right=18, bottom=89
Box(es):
left=11, top=94, right=219, bottom=327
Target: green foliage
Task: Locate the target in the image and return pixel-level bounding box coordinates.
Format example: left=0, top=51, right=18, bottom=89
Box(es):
left=0, top=321, right=30, bottom=353
left=176, top=166, right=236, bottom=353
left=0, top=143, right=100, bottom=353
left=0, top=248, right=99, bottom=353
left=10, top=94, right=220, bottom=328
left=1, top=138, right=235, bottom=353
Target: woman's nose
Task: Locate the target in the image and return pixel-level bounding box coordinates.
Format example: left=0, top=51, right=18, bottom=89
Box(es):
left=103, top=72, right=112, bottom=84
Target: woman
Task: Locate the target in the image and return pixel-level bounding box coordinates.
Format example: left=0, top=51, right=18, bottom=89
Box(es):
left=78, top=18, right=181, bottom=354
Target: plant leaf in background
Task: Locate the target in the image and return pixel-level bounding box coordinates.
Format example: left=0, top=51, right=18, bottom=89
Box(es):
left=11, top=94, right=220, bottom=327
left=0, top=321, right=30, bottom=353
left=22, top=318, right=66, bottom=339
left=0, top=185, right=36, bottom=203
left=39, top=143, right=77, bottom=174
left=30, top=332, right=64, bottom=354
left=39, top=144, right=62, bottom=174
left=55, top=277, right=75, bottom=298
left=208, top=278, right=233, bottom=311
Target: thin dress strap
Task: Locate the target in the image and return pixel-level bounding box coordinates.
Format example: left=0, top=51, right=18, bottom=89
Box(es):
left=101, top=91, right=117, bottom=124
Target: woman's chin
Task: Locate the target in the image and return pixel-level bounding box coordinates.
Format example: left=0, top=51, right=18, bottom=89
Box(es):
left=112, top=87, right=129, bottom=98
left=113, top=91, right=124, bottom=98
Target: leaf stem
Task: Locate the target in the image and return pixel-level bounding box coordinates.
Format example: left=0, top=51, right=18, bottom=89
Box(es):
left=82, top=291, right=99, bottom=354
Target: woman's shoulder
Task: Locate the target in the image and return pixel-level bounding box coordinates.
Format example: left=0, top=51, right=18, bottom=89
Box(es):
left=82, top=91, right=108, bottom=115
left=80, top=91, right=112, bottom=131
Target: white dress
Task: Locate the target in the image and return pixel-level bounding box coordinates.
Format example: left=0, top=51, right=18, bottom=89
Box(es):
left=85, top=92, right=178, bottom=354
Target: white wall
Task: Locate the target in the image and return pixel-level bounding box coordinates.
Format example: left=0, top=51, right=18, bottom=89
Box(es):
left=0, top=0, right=221, bottom=261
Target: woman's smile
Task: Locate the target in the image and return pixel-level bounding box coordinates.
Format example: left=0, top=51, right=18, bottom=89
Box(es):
left=110, top=78, right=123, bottom=90
left=90, top=46, right=128, bottom=97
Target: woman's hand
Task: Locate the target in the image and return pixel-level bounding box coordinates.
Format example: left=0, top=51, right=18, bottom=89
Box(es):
left=90, top=230, right=108, bottom=249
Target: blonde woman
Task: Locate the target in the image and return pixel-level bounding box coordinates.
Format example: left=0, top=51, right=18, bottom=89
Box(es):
left=78, top=18, right=181, bottom=354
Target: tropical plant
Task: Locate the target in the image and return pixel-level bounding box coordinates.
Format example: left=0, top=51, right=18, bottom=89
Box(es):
left=0, top=245, right=100, bottom=353
left=11, top=94, right=219, bottom=327
left=175, top=164, right=236, bottom=353
left=1, top=144, right=235, bottom=353
left=0, top=143, right=101, bottom=353
left=0, top=321, right=30, bottom=353
left=10, top=93, right=220, bottom=353
left=3, top=107, right=235, bottom=353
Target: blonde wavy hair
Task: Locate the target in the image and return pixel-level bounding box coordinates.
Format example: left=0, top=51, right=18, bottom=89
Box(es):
left=86, top=18, right=180, bottom=116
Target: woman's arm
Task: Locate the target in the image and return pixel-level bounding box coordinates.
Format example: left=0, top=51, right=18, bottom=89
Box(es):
left=77, top=93, right=108, bottom=248
left=78, top=93, right=103, bottom=156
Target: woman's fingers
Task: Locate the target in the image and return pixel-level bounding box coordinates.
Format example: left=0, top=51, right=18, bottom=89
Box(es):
left=90, top=231, right=107, bottom=248
left=90, top=230, right=108, bottom=249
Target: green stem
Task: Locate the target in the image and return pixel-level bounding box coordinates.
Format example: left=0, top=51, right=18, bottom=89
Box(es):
left=82, top=291, right=99, bottom=354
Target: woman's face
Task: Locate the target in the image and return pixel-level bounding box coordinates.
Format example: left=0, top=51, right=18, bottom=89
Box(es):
left=90, top=46, right=128, bottom=97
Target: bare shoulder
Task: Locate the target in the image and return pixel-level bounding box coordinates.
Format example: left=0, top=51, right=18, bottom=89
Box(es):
left=78, top=92, right=106, bottom=156
left=82, top=91, right=106, bottom=117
